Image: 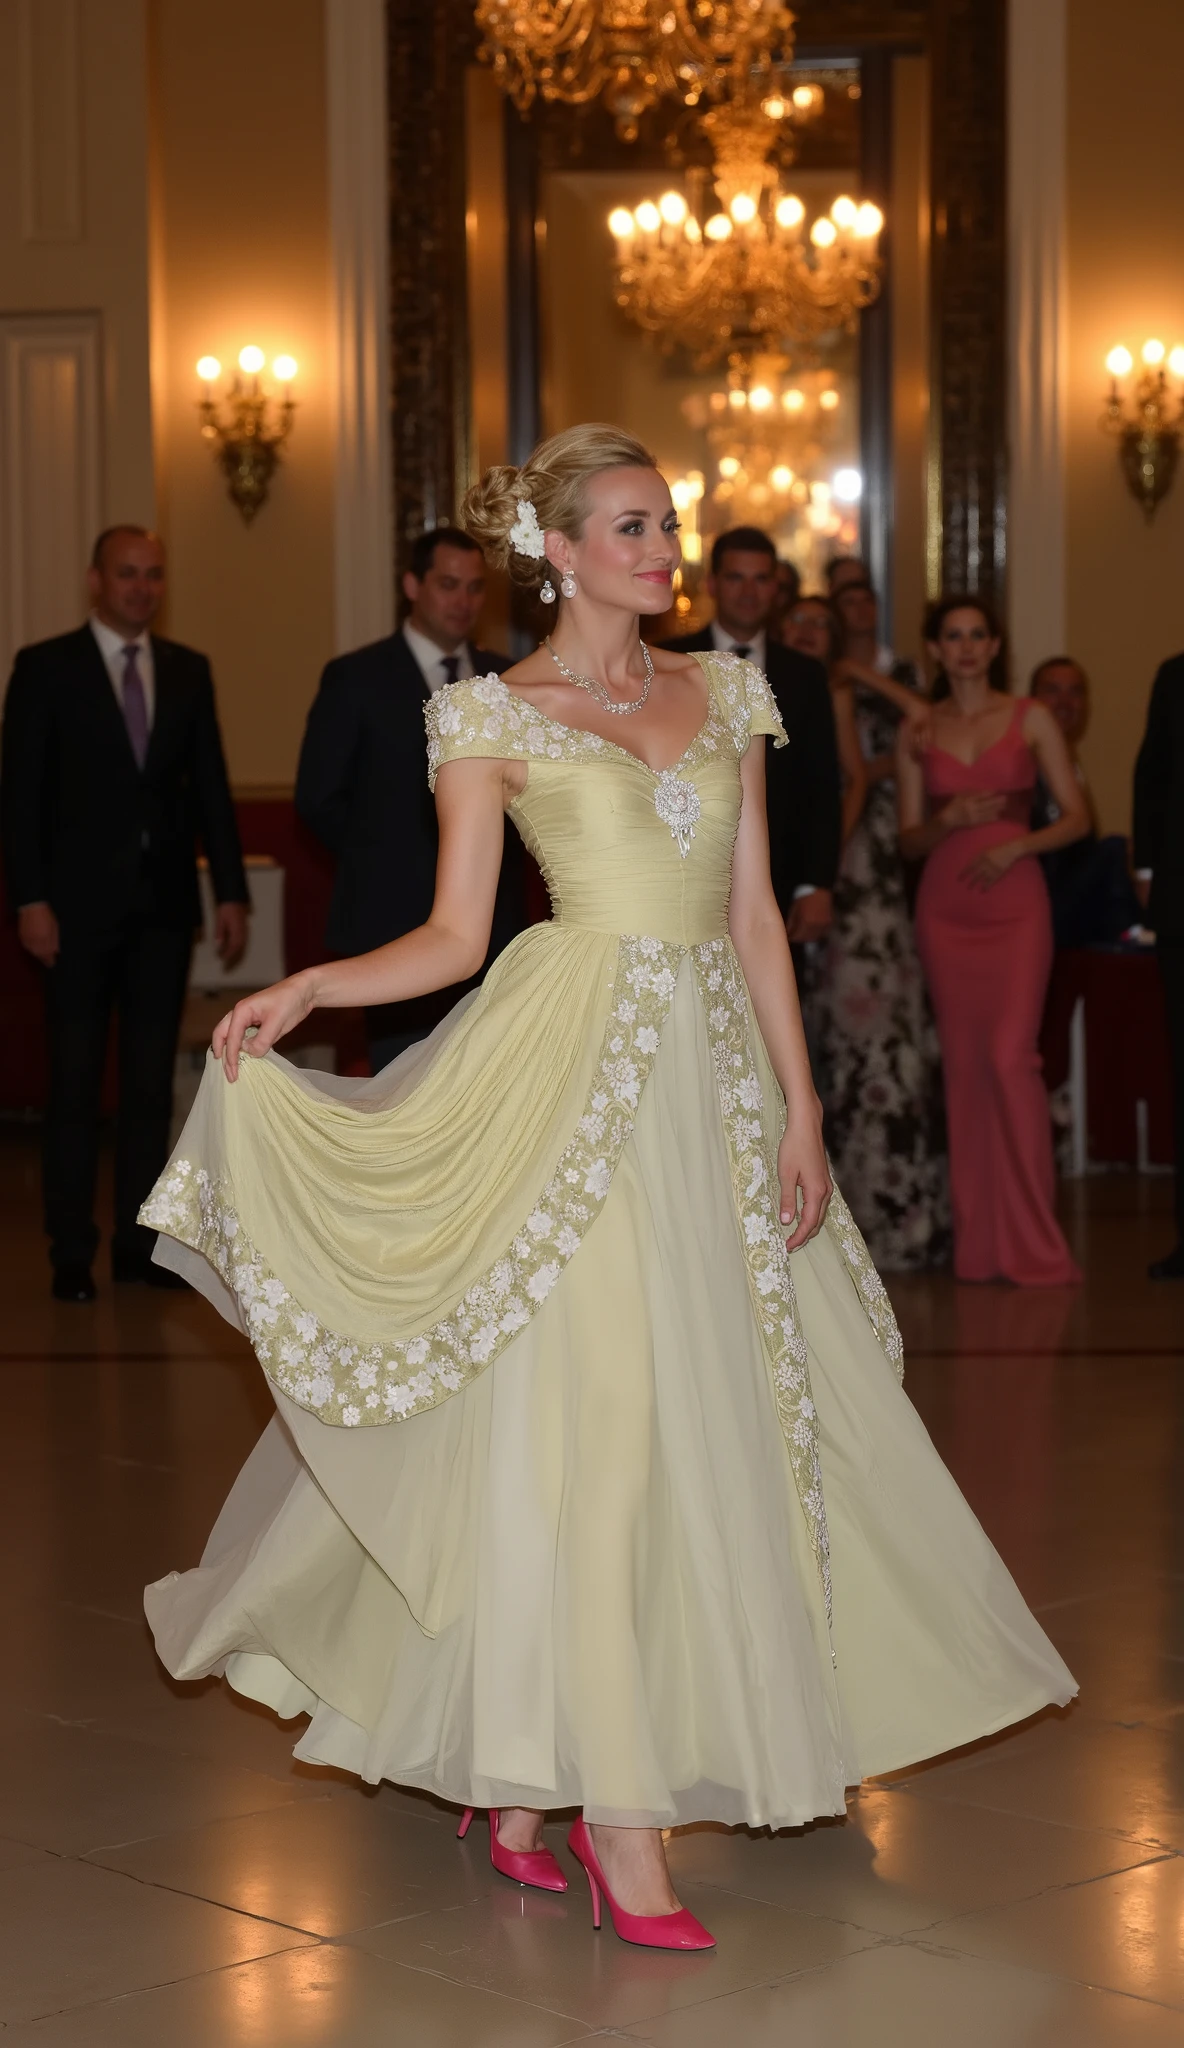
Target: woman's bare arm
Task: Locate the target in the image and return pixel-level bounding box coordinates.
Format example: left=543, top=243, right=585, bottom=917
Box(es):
left=836, top=656, right=929, bottom=720
left=830, top=682, right=869, bottom=843
left=896, top=731, right=940, bottom=857
left=863, top=752, right=898, bottom=788
left=1019, top=703, right=1091, bottom=854
left=214, top=757, right=510, bottom=1078
left=895, top=727, right=1005, bottom=860
left=728, top=740, right=831, bottom=1247
left=837, top=658, right=932, bottom=784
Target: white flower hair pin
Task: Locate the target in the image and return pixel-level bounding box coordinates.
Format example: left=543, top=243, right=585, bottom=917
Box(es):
left=509, top=498, right=546, bottom=559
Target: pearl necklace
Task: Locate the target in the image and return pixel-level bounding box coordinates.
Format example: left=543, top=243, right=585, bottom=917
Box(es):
left=544, top=636, right=653, bottom=717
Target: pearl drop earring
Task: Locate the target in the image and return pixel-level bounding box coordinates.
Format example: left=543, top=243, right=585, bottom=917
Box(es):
left=560, top=570, right=578, bottom=599
left=539, top=578, right=556, bottom=604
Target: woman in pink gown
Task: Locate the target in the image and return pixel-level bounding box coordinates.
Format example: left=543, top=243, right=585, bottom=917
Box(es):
left=897, top=599, right=1089, bottom=1286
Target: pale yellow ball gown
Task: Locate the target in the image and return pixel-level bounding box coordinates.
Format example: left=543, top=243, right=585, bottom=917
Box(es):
left=142, top=654, right=1074, bottom=1829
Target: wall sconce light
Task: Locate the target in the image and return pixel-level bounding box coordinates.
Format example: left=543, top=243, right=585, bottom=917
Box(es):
left=195, top=347, right=298, bottom=523
left=1101, top=339, right=1184, bottom=522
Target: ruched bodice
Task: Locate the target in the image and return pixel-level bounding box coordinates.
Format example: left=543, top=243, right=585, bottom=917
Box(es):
left=920, top=697, right=1040, bottom=879
left=510, top=753, right=740, bottom=945
left=425, top=652, right=783, bottom=947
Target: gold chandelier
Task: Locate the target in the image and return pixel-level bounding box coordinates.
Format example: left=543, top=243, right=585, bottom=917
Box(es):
left=474, top=0, right=797, bottom=141
left=608, top=99, right=883, bottom=366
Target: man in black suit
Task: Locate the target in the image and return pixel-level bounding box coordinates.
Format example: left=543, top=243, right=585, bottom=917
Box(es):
left=664, top=526, right=841, bottom=940
left=1, top=525, right=248, bottom=1301
left=296, top=526, right=525, bottom=1071
left=1133, top=652, right=1184, bottom=1278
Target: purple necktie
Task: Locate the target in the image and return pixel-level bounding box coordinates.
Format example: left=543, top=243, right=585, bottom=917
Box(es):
left=121, top=643, right=149, bottom=768
left=441, top=654, right=460, bottom=687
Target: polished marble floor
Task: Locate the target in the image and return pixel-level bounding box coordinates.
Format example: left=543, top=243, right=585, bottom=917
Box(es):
left=2, top=1125, right=1182, bottom=2044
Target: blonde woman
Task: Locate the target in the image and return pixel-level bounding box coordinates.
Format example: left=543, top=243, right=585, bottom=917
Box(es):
left=142, top=426, right=1073, bottom=1951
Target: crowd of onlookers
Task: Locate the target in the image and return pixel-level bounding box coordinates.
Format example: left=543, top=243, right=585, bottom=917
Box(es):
left=1, top=511, right=1181, bottom=1300
left=756, top=538, right=1179, bottom=1284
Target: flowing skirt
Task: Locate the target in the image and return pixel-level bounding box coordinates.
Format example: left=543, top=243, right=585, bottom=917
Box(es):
left=147, top=959, right=1074, bottom=1827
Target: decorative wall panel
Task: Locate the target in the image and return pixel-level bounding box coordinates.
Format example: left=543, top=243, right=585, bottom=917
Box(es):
left=0, top=314, right=102, bottom=682
left=328, top=0, right=395, bottom=650
left=17, top=0, right=83, bottom=243
left=929, top=0, right=1008, bottom=606
left=386, top=0, right=475, bottom=585
left=794, top=3, right=927, bottom=45
left=1008, top=0, right=1066, bottom=679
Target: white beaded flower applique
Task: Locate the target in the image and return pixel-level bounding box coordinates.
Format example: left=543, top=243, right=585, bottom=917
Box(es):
left=653, top=769, right=701, bottom=857
left=509, top=499, right=546, bottom=559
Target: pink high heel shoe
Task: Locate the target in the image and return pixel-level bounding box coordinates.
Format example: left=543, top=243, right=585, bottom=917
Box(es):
left=457, top=1807, right=567, bottom=1893
left=566, top=1817, right=715, bottom=1950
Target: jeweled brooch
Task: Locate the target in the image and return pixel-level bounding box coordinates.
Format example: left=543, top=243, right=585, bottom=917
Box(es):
left=654, top=770, right=701, bottom=857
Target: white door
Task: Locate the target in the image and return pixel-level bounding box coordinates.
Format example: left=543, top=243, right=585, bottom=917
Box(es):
left=0, top=311, right=102, bottom=687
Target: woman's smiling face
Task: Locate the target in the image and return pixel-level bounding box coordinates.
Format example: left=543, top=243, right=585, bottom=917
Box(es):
left=544, top=466, right=681, bottom=614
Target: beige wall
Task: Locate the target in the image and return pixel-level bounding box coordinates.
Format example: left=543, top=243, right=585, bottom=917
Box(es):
left=150, top=0, right=334, bottom=792
left=1065, top=0, right=1184, bottom=834
left=0, top=0, right=336, bottom=788
left=0, top=0, right=155, bottom=560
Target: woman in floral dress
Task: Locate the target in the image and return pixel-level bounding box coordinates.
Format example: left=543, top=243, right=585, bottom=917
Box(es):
left=783, top=592, right=951, bottom=1270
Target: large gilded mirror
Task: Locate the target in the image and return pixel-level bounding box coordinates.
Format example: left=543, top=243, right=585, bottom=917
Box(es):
left=392, top=2, right=1005, bottom=656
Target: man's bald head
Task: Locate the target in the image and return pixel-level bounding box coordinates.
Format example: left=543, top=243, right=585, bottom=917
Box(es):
left=87, top=527, right=166, bottom=637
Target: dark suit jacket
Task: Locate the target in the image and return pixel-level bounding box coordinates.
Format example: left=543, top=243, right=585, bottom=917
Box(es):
left=1, top=624, right=247, bottom=941
left=1133, top=652, right=1184, bottom=940
left=295, top=629, right=525, bottom=958
left=662, top=631, right=841, bottom=910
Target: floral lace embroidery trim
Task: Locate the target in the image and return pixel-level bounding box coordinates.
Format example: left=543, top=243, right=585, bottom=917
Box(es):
left=711, top=654, right=788, bottom=752
left=426, top=673, right=610, bottom=791
left=691, top=937, right=831, bottom=1621
left=423, top=656, right=784, bottom=793
left=824, top=1185, right=905, bottom=1381
left=140, top=935, right=684, bottom=1429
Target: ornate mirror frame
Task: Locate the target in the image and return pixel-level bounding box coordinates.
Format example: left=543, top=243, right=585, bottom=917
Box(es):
left=386, top=0, right=1007, bottom=612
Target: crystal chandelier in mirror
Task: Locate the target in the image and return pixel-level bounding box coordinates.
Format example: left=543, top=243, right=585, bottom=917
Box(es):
left=681, top=362, right=859, bottom=547
left=607, top=96, right=883, bottom=366
left=474, top=0, right=797, bottom=142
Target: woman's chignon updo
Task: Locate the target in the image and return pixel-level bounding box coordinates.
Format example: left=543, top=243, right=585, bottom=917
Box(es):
left=462, top=423, right=657, bottom=594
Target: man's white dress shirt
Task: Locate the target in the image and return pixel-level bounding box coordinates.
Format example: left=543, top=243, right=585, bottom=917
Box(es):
left=402, top=623, right=477, bottom=696
left=710, top=621, right=767, bottom=672
left=90, top=616, right=155, bottom=729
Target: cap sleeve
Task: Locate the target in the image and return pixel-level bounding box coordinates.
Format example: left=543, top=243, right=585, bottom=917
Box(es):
left=425, top=674, right=530, bottom=790
left=743, top=661, right=788, bottom=747
left=703, top=651, right=788, bottom=752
